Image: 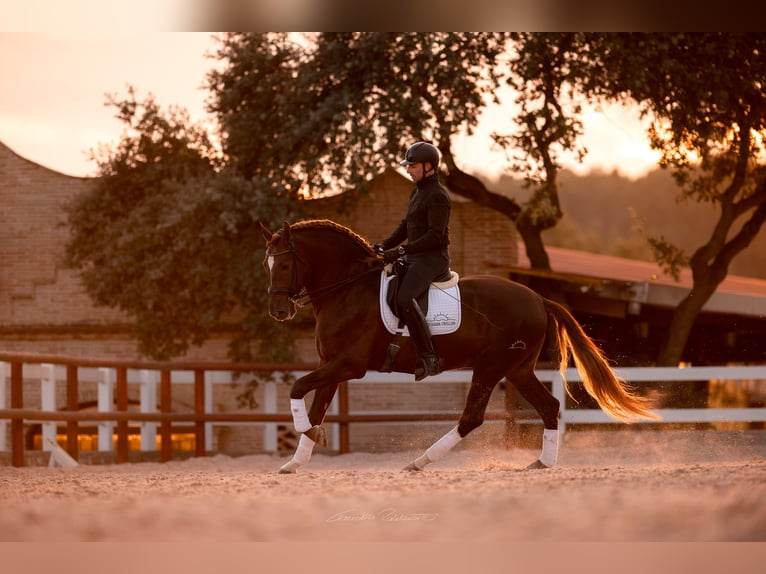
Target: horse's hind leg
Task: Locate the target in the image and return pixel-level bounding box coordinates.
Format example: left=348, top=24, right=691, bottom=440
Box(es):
left=279, top=382, right=339, bottom=474
left=405, top=362, right=503, bottom=471
left=509, top=368, right=561, bottom=469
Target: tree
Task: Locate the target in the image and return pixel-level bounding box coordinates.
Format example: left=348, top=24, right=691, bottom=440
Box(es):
left=482, top=33, right=593, bottom=297
left=206, top=33, right=614, bottom=304
left=588, top=33, right=766, bottom=366
left=207, top=33, right=503, bottom=191
left=65, top=87, right=299, bottom=361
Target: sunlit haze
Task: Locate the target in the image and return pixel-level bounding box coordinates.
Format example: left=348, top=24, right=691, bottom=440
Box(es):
left=0, top=32, right=661, bottom=181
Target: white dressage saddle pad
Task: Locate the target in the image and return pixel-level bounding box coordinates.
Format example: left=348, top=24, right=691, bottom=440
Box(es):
left=379, top=270, right=462, bottom=336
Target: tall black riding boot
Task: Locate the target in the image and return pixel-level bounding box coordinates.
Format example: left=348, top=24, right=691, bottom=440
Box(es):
left=403, top=299, right=441, bottom=381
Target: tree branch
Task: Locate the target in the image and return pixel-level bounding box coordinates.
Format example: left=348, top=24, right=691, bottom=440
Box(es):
left=440, top=145, right=522, bottom=221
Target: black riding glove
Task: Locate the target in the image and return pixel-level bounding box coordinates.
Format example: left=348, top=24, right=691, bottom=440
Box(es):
left=382, top=248, right=401, bottom=264
left=372, top=243, right=385, bottom=256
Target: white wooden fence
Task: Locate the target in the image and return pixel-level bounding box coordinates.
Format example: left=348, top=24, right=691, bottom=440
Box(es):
left=346, top=366, right=766, bottom=435
left=1, top=363, right=765, bottom=455
left=542, top=365, right=766, bottom=433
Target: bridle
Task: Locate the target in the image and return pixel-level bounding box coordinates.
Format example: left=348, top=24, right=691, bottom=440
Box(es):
left=266, top=236, right=384, bottom=308
left=266, top=239, right=307, bottom=305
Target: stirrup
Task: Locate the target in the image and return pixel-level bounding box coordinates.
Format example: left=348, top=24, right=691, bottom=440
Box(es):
left=414, top=354, right=441, bottom=381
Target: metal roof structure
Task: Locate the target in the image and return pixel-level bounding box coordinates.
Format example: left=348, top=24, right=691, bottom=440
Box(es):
left=495, top=244, right=766, bottom=318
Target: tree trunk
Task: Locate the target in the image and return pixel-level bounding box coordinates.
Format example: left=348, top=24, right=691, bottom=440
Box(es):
left=656, top=195, right=766, bottom=406
left=515, top=216, right=566, bottom=303
left=657, top=282, right=717, bottom=367
left=442, top=163, right=521, bottom=221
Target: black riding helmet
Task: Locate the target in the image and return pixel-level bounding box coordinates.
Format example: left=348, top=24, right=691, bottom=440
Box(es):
left=399, top=141, right=440, bottom=168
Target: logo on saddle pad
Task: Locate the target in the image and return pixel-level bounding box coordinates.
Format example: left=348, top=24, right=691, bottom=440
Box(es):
left=379, top=271, right=462, bottom=336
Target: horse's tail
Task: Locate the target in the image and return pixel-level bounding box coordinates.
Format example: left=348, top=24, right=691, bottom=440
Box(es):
left=543, top=298, right=660, bottom=423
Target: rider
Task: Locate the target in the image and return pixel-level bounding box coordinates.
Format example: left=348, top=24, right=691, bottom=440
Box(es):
left=373, top=141, right=451, bottom=381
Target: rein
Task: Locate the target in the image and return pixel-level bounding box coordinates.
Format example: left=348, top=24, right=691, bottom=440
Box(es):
left=294, top=265, right=384, bottom=307
left=268, top=238, right=384, bottom=308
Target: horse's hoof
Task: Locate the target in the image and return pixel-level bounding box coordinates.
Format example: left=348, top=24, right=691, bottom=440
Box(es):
left=279, top=462, right=298, bottom=474
left=525, top=459, right=550, bottom=470
left=304, top=425, right=328, bottom=447
left=403, top=462, right=424, bottom=472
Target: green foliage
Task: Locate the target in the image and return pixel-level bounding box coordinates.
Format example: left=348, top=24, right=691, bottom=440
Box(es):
left=205, top=33, right=506, bottom=195
left=65, top=88, right=299, bottom=361
left=499, top=33, right=591, bottom=187
left=646, top=236, right=688, bottom=282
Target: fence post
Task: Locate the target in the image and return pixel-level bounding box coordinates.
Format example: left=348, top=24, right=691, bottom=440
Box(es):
left=328, top=385, right=340, bottom=452
left=140, top=370, right=158, bottom=452
left=205, top=372, right=214, bottom=452
left=551, top=370, right=568, bottom=435
left=65, top=365, right=79, bottom=460
left=41, top=364, right=57, bottom=452
left=0, top=362, right=6, bottom=452
left=115, top=367, right=129, bottom=463
left=98, top=368, right=115, bottom=452
left=11, top=361, right=24, bottom=467
left=194, top=369, right=205, bottom=457
left=262, top=381, right=277, bottom=452
left=160, top=370, right=172, bottom=462
left=338, top=381, right=350, bottom=454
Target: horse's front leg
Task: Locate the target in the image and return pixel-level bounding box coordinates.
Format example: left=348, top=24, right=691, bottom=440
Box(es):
left=288, top=360, right=361, bottom=432
left=281, top=360, right=362, bottom=474
left=279, top=382, right=339, bottom=474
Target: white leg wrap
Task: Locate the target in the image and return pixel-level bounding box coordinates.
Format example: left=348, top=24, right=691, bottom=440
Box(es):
left=410, top=453, right=431, bottom=470
left=292, top=433, right=315, bottom=465
left=280, top=434, right=315, bottom=473
left=425, top=426, right=463, bottom=463
left=290, top=398, right=312, bottom=433
left=540, top=428, right=559, bottom=467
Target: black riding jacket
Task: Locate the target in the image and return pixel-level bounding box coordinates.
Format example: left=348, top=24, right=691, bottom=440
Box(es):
left=381, top=173, right=451, bottom=260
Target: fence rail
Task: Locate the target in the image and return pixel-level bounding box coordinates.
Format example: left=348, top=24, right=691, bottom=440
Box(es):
left=1, top=351, right=765, bottom=467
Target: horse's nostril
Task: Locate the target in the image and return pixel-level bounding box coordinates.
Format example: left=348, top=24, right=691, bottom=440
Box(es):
left=271, top=309, right=290, bottom=321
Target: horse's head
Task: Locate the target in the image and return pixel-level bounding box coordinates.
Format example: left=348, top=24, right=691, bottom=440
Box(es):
left=260, top=218, right=381, bottom=322
left=260, top=220, right=303, bottom=321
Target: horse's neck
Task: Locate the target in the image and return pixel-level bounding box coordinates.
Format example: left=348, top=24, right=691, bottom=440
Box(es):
left=310, top=267, right=378, bottom=317
left=311, top=258, right=369, bottom=288
left=300, top=235, right=368, bottom=287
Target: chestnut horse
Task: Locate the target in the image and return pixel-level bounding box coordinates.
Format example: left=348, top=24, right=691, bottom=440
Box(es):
left=260, top=219, right=657, bottom=473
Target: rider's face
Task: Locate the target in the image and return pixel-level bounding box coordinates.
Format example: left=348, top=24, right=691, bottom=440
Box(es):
left=406, top=162, right=426, bottom=182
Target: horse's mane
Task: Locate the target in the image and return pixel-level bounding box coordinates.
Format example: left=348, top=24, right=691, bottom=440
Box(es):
left=291, top=219, right=377, bottom=256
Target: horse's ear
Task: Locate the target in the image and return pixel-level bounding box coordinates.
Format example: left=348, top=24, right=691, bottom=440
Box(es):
left=282, top=220, right=291, bottom=240
left=259, top=221, right=273, bottom=243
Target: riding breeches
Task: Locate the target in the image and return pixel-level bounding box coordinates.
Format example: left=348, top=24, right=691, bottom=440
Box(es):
left=395, top=255, right=450, bottom=317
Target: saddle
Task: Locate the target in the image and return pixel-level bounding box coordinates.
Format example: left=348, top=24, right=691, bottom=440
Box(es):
left=384, top=259, right=453, bottom=318
left=379, top=263, right=461, bottom=372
